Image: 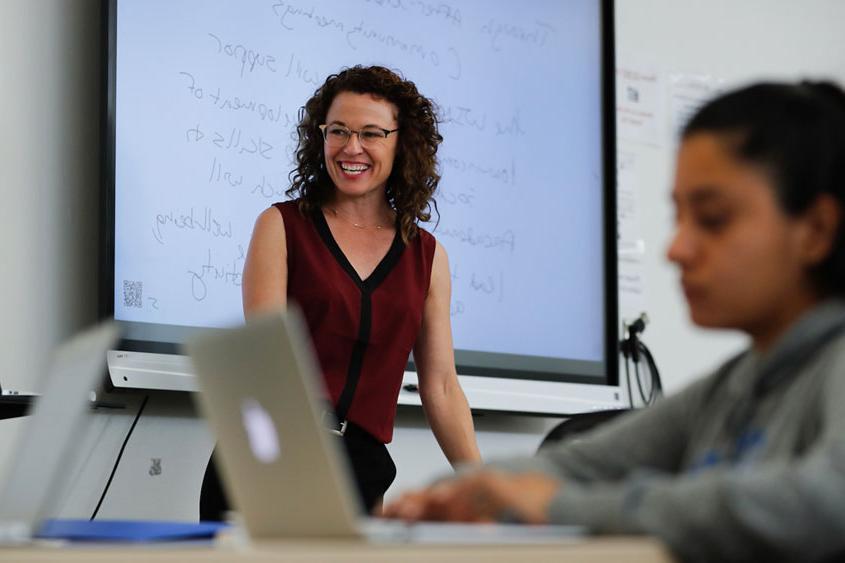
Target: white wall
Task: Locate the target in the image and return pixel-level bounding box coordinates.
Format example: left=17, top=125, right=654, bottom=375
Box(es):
left=0, top=0, right=101, bottom=475
left=616, top=0, right=845, bottom=392
left=1, top=0, right=845, bottom=513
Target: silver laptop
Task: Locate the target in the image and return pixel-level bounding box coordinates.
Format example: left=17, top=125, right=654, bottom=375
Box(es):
left=186, top=309, right=584, bottom=543
left=0, top=321, right=119, bottom=543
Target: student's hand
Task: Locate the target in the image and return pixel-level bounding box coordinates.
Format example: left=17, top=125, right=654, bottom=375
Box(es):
left=382, top=470, right=560, bottom=524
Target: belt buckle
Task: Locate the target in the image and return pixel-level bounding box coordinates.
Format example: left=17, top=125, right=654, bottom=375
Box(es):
left=321, top=411, right=348, bottom=436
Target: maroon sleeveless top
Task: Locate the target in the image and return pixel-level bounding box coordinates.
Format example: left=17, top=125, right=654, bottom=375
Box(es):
left=274, top=201, right=436, bottom=443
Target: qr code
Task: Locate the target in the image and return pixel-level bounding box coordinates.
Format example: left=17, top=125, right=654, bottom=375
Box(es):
left=123, top=280, right=143, bottom=308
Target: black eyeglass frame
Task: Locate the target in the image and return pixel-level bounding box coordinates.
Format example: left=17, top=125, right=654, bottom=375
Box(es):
left=318, top=123, right=400, bottom=145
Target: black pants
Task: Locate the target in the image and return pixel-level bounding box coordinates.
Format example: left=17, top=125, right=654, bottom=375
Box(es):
left=199, top=422, right=396, bottom=521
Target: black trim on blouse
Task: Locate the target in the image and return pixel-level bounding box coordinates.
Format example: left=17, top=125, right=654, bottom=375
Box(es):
left=311, top=209, right=406, bottom=422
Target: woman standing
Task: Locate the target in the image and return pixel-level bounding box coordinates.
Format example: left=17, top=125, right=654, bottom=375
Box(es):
left=201, top=65, right=480, bottom=518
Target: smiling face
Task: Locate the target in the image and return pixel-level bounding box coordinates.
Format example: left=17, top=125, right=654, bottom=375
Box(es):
left=667, top=133, right=825, bottom=346
left=323, top=91, right=399, bottom=199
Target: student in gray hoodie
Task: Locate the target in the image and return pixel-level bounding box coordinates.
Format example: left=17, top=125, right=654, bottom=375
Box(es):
left=384, top=81, right=845, bottom=563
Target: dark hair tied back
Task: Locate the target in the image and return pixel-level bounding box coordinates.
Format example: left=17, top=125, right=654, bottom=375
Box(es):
left=683, top=80, right=845, bottom=297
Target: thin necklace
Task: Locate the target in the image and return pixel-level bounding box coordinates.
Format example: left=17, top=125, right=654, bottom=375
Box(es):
left=327, top=207, right=391, bottom=230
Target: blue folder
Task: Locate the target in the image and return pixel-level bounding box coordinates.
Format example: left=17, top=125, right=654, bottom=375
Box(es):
left=36, top=519, right=229, bottom=542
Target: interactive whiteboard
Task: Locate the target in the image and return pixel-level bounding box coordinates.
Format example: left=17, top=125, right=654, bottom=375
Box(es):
left=104, top=0, right=619, bottom=411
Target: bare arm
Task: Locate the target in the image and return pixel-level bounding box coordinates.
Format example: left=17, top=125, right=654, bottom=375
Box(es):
left=414, top=241, right=481, bottom=467
left=242, top=207, right=287, bottom=318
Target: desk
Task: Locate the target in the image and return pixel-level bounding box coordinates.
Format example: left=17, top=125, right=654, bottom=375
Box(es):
left=0, top=395, right=35, bottom=420
left=0, top=537, right=675, bottom=562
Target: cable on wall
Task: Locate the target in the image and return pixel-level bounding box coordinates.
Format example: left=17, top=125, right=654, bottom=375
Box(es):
left=90, top=394, right=149, bottom=520
left=621, top=314, right=663, bottom=407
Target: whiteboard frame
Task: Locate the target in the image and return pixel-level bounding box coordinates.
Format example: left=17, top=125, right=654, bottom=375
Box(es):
left=100, top=0, right=620, bottom=415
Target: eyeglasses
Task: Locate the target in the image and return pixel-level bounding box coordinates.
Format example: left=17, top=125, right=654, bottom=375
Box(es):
left=319, top=124, right=399, bottom=148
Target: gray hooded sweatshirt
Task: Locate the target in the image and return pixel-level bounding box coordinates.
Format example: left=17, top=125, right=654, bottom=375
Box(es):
left=491, top=300, right=845, bottom=562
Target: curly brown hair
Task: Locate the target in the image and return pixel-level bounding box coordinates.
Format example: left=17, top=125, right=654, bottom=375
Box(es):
left=286, top=65, right=442, bottom=242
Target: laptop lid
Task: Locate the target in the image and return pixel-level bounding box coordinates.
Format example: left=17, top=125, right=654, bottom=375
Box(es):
left=186, top=308, right=363, bottom=540
left=0, top=321, right=119, bottom=543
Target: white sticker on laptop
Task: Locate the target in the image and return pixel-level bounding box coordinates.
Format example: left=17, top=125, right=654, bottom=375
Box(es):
left=240, top=398, right=281, bottom=463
